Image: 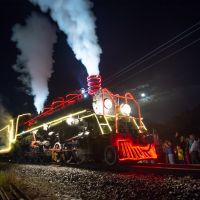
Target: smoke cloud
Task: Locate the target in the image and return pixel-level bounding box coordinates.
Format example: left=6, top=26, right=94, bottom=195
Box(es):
left=12, top=12, right=57, bottom=113
left=0, top=98, right=12, bottom=150
left=31, top=0, right=102, bottom=75
left=0, top=98, right=12, bottom=128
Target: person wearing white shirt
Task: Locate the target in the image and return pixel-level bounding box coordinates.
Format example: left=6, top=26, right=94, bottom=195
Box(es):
left=189, top=135, right=200, bottom=164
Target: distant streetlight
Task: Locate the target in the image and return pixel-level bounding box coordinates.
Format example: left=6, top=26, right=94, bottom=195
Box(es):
left=141, top=93, right=146, bottom=97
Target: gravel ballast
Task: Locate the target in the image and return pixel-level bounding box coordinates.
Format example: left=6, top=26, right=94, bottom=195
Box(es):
left=13, top=164, right=200, bottom=200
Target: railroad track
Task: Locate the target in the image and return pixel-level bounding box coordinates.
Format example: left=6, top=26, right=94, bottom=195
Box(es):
left=50, top=162, right=200, bottom=177
left=0, top=184, right=31, bottom=200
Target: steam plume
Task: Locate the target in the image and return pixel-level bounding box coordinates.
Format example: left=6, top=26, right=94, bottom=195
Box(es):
left=31, top=0, right=102, bottom=75
left=0, top=98, right=12, bottom=128
left=0, top=97, right=12, bottom=148
left=12, top=12, right=57, bottom=113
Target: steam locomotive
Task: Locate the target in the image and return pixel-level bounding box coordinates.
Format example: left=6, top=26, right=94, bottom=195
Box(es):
left=0, top=75, right=157, bottom=166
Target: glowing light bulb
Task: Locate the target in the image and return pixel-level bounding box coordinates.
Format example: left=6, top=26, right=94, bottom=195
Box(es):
left=66, top=117, right=75, bottom=125
left=80, top=88, right=86, bottom=94
left=120, top=104, right=131, bottom=115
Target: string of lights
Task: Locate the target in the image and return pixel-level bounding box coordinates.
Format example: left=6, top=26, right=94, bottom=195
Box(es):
left=103, top=20, right=200, bottom=86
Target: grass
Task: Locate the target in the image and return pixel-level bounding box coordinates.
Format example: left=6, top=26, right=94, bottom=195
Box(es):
left=0, top=170, right=18, bottom=187
left=0, top=162, right=21, bottom=188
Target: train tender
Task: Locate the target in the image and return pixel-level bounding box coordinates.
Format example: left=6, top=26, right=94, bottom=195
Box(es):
left=0, top=75, right=157, bottom=165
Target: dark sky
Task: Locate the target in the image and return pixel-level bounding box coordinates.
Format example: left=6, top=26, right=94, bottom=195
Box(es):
left=0, top=0, right=200, bottom=123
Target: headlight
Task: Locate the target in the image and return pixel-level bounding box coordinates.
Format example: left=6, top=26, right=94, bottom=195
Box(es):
left=120, top=103, right=131, bottom=115
left=104, top=98, right=113, bottom=110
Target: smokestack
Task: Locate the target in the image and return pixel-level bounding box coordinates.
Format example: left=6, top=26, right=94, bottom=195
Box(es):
left=87, top=75, right=101, bottom=95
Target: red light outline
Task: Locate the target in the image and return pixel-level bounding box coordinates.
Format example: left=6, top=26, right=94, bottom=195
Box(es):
left=87, top=75, right=101, bottom=95
left=101, top=88, right=143, bottom=133
left=24, top=93, right=83, bottom=126
left=116, top=139, right=157, bottom=161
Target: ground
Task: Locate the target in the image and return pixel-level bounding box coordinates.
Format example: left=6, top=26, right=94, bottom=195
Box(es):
left=3, top=163, right=198, bottom=200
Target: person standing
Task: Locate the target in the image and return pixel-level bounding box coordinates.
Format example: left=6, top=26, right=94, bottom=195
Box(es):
left=189, top=135, right=200, bottom=164
left=184, top=137, right=191, bottom=164
left=180, top=136, right=187, bottom=163
left=173, top=132, right=180, bottom=163
left=177, top=145, right=185, bottom=164
left=165, top=141, right=175, bottom=164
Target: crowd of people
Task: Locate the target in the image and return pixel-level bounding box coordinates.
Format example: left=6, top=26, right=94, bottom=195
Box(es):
left=156, top=132, right=200, bottom=164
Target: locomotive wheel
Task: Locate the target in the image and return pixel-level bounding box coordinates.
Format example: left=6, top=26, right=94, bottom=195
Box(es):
left=104, top=146, right=118, bottom=166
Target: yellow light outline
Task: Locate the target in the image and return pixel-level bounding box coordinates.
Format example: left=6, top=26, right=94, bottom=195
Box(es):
left=13, top=113, right=31, bottom=142
left=141, top=120, right=147, bottom=131
left=132, top=118, right=140, bottom=130
left=102, top=114, right=147, bottom=132
left=9, top=120, right=14, bottom=142
left=0, top=109, right=145, bottom=154
left=15, top=110, right=112, bottom=136
left=49, top=113, right=95, bottom=127
left=94, top=115, right=104, bottom=134
left=104, top=116, right=112, bottom=132
left=0, top=125, right=9, bottom=133
left=17, top=110, right=87, bottom=136
left=94, top=115, right=112, bottom=134
left=105, top=114, right=140, bottom=130
left=49, top=120, right=64, bottom=127
left=0, top=120, right=14, bottom=153
left=79, top=113, right=95, bottom=119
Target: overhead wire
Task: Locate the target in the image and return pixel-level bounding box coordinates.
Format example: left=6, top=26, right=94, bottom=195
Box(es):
left=111, top=37, right=200, bottom=88
left=103, top=20, right=200, bottom=85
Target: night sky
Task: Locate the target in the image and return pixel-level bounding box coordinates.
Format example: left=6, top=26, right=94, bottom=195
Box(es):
left=1, top=0, right=200, bottom=124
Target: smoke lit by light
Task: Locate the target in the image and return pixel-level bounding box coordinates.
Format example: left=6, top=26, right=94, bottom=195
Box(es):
left=31, top=0, right=102, bottom=76
left=12, top=12, right=57, bottom=113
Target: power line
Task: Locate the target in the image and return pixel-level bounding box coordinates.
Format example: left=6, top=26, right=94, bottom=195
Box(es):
left=103, top=20, right=200, bottom=84
left=103, top=20, right=200, bottom=85
left=111, top=37, right=200, bottom=89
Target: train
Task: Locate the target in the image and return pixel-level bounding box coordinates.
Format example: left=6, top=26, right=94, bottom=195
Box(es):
left=0, top=75, right=157, bottom=166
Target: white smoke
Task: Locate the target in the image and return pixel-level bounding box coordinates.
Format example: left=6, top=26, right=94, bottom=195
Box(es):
left=31, top=0, right=102, bottom=75
left=0, top=97, right=12, bottom=127
left=0, top=101, right=9, bottom=147
left=12, top=12, right=57, bottom=113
